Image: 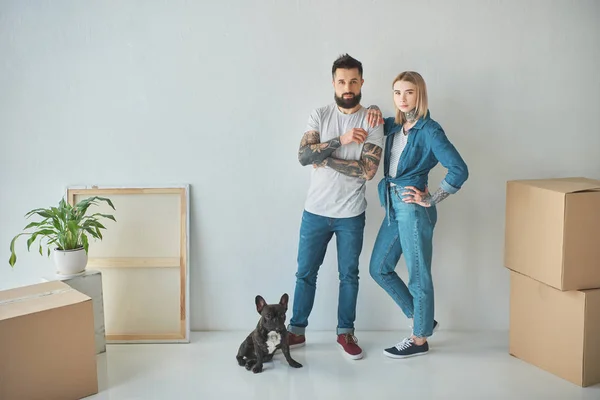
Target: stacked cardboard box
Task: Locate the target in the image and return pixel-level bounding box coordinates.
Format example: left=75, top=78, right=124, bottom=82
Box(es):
left=504, top=177, right=600, bottom=387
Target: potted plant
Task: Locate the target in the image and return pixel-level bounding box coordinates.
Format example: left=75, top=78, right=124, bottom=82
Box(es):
left=8, top=196, right=116, bottom=276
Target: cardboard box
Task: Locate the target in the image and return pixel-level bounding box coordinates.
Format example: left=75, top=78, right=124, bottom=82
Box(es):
left=509, top=270, right=600, bottom=387
left=0, top=281, right=98, bottom=400
left=504, top=177, right=600, bottom=290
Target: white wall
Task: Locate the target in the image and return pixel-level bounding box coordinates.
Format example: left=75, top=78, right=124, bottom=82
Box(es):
left=1, top=0, right=599, bottom=332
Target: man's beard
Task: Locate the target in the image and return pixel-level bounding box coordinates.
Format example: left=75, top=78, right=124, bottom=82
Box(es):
left=334, top=92, right=362, bottom=109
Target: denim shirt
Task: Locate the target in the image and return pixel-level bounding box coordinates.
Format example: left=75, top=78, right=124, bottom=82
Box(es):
left=377, top=110, right=469, bottom=218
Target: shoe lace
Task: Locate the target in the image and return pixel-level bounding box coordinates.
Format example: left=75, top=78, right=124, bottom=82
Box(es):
left=343, top=333, right=358, bottom=344
left=394, top=337, right=413, bottom=351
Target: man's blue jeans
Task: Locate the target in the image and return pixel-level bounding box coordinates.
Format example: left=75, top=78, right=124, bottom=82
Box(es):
left=369, top=185, right=437, bottom=338
left=288, top=210, right=365, bottom=335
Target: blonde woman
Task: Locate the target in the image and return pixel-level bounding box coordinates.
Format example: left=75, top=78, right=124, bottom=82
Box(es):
left=366, top=71, right=468, bottom=358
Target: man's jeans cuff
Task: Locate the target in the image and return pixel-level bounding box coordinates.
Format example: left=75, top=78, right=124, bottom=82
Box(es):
left=336, top=327, right=354, bottom=335
left=287, top=325, right=305, bottom=335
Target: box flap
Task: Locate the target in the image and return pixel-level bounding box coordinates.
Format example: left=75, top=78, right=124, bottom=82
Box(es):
left=509, top=177, right=600, bottom=194
left=0, top=281, right=91, bottom=321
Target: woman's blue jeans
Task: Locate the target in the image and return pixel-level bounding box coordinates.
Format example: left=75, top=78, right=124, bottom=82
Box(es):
left=369, top=185, right=438, bottom=338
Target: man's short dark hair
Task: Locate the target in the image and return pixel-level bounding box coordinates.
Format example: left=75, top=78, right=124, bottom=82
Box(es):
left=332, top=54, right=363, bottom=78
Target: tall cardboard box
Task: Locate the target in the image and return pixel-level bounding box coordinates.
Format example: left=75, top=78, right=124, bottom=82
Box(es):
left=504, top=177, right=600, bottom=290
left=0, top=281, right=98, bottom=400
left=509, top=270, right=600, bottom=387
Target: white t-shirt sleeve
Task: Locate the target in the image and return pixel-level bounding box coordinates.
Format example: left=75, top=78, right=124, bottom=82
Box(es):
left=366, top=123, right=384, bottom=149
left=305, top=108, right=321, bottom=133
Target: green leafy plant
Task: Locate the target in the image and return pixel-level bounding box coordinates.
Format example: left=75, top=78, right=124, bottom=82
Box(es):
left=9, top=196, right=116, bottom=267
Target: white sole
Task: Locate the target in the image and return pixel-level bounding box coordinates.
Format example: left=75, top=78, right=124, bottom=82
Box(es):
left=338, top=343, right=363, bottom=360
left=383, top=349, right=428, bottom=359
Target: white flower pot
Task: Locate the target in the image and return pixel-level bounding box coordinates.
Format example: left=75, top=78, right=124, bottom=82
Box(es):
left=53, top=247, right=88, bottom=277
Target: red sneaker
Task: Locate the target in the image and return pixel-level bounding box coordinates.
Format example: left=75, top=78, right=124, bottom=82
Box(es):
left=287, top=332, right=306, bottom=349
left=337, top=333, right=363, bottom=360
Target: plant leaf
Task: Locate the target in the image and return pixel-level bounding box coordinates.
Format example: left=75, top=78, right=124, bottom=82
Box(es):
left=23, top=221, right=45, bottom=230
left=26, top=233, right=38, bottom=251
left=83, top=219, right=106, bottom=230
left=81, top=233, right=89, bottom=253
left=24, top=208, right=53, bottom=219
left=85, top=213, right=116, bottom=222
left=84, top=227, right=100, bottom=239
left=92, top=196, right=116, bottom=210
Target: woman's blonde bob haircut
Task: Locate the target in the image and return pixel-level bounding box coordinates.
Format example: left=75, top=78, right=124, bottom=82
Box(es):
left=393, top=71, right=428, bottom=125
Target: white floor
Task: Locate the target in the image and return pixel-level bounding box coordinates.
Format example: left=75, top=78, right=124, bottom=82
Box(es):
left=86, top=330, right=600, bottom=400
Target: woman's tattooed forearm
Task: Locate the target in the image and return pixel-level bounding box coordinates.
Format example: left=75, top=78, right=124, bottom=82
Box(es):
left=298, top=130, right=341, bottom=166
left=425, top=188, right=451, bottom=206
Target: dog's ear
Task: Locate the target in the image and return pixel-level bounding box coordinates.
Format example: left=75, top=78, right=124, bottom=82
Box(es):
left=255, top=295, right=267, bottom=314
left=279, top=293, right=289, bottom=309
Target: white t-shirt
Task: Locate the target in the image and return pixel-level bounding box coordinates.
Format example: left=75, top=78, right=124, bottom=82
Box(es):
left=303, top=103, right=384, bottom=218
left=388, top=127, right=409, bottom=178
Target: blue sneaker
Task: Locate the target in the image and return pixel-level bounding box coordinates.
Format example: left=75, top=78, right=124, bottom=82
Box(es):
left=383, top=337, right=429, bottom=359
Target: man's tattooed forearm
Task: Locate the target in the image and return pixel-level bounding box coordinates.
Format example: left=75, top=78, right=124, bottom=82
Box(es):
left=323, top=143, right=382, bottom=180
left=298, top=131, right=341, bottom=166
left=425, top=188, right=451, bottom=206
left=323, top=158, right=365, bottom=178
left=361, top=143, right=382, bottom=180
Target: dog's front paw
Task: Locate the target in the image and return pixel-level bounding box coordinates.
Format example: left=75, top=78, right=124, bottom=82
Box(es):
left=289, top=360, right=303, bottom=368
left=245, top=360, right=256, bottom=371
left=252, top=364, right=263, bottom=374
left=237, top=357, right=245, bottom=367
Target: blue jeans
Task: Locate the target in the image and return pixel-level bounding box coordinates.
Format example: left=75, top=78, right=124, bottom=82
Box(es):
left=369, top=185, right=437, bottom=338
left=288, top=210, right=365, bottom=335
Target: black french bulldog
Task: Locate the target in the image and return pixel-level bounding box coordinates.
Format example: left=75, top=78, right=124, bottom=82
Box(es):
left=236, top=293, right=303, bottom=373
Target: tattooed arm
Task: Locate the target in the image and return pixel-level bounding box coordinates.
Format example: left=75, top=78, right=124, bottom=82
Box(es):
left=318, top=143, right=383, bottom=181
left=404, top=126, right=466, bottom=207
left=298, top=130, right=342, bottom=166
left=298, top=127, right=373, bottom=166
left=424, top=188, right=451, bottom=206
left=402, top=185, right=451, bottom=207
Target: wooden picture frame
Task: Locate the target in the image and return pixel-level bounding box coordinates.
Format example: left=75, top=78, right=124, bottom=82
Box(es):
left=66, top=185, right=190, bottom=344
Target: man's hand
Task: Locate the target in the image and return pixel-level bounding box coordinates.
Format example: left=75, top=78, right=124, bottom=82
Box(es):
left=340, top=128, right=368, bottom=145
left=321, top=143, right=382, bottom=180
left=313, top=159, right=327, bottom=169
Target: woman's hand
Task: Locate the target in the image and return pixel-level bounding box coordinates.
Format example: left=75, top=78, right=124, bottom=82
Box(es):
left=366, top=107, right=384, bottom=127
left=402, top=186, right=431, bottom=207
